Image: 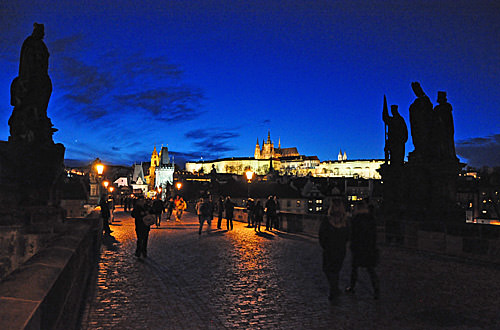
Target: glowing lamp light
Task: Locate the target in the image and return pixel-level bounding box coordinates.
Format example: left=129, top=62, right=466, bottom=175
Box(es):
left=245, top=170, right=254, bottom=182
left=95, top=164, right=104, bottom=175
left=176, top=182, right=182, bottom=190
left=103, top=181, right=109, bottom=188
left=109, top=187, right=114, bottom=192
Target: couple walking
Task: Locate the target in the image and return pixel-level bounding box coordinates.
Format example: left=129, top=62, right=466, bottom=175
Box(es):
left=319, top=198, right=380, bottom=301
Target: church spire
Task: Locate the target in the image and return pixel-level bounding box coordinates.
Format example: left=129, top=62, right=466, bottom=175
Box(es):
left=267, top=130, right=271, bottom=144
left=254, top=138, right=261, bottom=159
left=278, top=137, right=281, bottom=149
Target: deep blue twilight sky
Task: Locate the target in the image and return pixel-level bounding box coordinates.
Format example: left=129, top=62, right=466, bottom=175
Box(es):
left=1, top=1, right=499, bottom=167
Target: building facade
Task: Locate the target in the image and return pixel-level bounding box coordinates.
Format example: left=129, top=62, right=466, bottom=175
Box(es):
left=154, top=146, right=174, bottom=190
left=185, top=133, right=384, bottom=179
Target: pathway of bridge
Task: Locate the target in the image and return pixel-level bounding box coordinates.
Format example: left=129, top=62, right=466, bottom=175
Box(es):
left=80, top=207, right=499, bottom=329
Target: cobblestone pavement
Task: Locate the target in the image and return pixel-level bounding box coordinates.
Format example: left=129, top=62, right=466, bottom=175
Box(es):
left=80, top=208, right=500, bottom=329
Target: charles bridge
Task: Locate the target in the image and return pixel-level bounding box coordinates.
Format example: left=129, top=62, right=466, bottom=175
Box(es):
left=1, top=206, right=499, bottom=329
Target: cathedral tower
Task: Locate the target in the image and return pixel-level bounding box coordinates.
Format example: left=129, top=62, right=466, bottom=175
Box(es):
left=254, top=138, right=261, bottom=159
left=148, top=145, right=159, bottom=189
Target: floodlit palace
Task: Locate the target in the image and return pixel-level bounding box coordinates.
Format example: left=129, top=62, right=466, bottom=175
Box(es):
left=185, top=132, right=384, bottom=179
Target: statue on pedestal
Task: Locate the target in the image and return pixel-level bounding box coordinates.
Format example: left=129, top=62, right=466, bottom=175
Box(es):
left=382, top=96, right=408, bottom=167
left=9, top=23, right=57, bottom=145
left=433, top=91, right=457, bottom=161
left=1, top=23, right=65, bottom=207
left=409, top=82, right=433, bottom=160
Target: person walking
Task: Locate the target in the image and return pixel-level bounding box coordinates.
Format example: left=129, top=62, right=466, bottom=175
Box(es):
left=100, top=195, right=112, bottom=235
left=345, top=200, right=380, bottom=299
left=165, top=197, right=174, bottom=221
left=319, top=198, right=349, bottom=301
left=217, top=196, right=224, bottom=229
left=224, top=196, right=235, bottom=230
left=152, top=196, right=164, bottom=228
left=196, top=197, right=212, bottom=235
left=254, top=200, right=264, bottom=232
left=131, top=197, right=151, bottom=258
left=175, top=196, right=187, bottom=221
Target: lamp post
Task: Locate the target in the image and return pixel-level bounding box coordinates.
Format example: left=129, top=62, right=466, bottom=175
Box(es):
left=96, top=163, right=104, bottom=176
left=245, top=169, right=254, bottom=199
left=90, top=159, right=105, bottom=204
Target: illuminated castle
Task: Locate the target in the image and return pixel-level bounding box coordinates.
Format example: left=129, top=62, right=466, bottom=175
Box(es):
left=254, top=131, right=300, bottom=159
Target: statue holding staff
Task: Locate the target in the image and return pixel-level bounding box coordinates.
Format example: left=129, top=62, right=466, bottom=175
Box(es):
left=383, top=95, right=408, bottom=167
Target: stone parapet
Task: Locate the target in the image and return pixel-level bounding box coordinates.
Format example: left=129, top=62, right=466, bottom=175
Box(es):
left=234, top=207, right=500, bottom=264
left=0, top=212, right=101, bottom=330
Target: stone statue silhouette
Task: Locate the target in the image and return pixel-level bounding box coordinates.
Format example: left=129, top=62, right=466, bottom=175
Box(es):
left=433, top=91, right=457, bottom=160
left=9, top=23, right=56, bottom=144
left=383, top=96, right=408, bottom=167
left=409, top=82, right=433, bottom=159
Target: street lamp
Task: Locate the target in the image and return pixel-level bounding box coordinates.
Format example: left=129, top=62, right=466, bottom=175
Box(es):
left=176, top=182, right=182, bottom=190
left=245, top=170, right=254, bottom=182
left=103, top=180, right=109, bottom=189
left=95, top=163, right=104, bottom=175
left=245, top=169, right=254, bottom=200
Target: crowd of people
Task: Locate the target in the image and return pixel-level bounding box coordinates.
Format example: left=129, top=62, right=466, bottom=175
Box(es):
left=99, top=192, right=379, bottom=302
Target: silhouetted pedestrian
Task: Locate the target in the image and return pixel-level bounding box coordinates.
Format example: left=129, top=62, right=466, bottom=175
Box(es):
left=265, top=196, right=277, bottom=231
left=345, top=200, right=380, bottom=299
left=217, top=196, right=224, bottom=229
left=224, top=196, right=235, bottom=230
left=254, top=200, right=264, bottom=232
left=152, top=197, right=164, bottom=227
left=246, top=198, right=255, bottom=227
left=196, top=197, right=212, bottom=235
left=131, top=197, right=150, bottom=258
left=319, top=198, right=349, bottom=301
left=100, top=195, right=112, bottom=235
left=273, top=195, right=281, bottom=230
left=165, top=197, right=174, bottom=221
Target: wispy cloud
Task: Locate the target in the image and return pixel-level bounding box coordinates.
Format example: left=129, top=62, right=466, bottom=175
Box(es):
left=184, top=128, right=239, bottom=159
left=456, top=134, right=500, bottom=168
left=115, top=86, right=203, bottom=122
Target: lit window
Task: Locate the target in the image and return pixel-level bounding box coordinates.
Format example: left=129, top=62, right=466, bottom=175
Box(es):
left=296, top=200, right=301, bottom=207
left=482, top=210, right=487, bottom=214
left=316, top=199, right=323, bottom=204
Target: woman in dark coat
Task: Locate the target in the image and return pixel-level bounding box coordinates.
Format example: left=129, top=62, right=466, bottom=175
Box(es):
left=345, top=200, right=380, bottom=299
left=319, top=198, right=349, bottom=301
left=131, top=197, right=151, bottom=258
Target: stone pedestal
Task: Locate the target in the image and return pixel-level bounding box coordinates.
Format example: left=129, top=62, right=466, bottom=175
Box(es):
left=404, top=155, right=462, bottom=224
left=0, top=141, right=65, bottom=208
left=378, top=163, right=405, bottom=243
